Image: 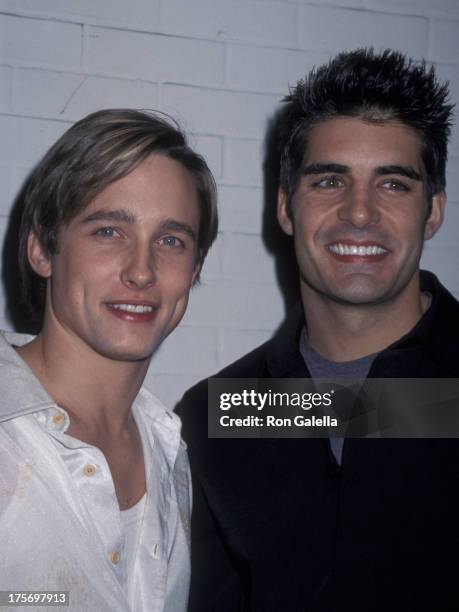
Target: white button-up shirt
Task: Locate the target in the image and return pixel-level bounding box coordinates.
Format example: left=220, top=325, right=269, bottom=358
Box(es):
left=0, top=331, right=191, bottom=612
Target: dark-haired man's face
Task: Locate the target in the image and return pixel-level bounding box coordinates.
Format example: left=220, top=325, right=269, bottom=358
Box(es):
left=30, top=154, right=200, bottom=363
left=278, top=116, right=445, bottom=309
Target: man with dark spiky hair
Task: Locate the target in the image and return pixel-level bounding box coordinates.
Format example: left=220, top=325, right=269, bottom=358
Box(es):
left=0, top=109, right=218, bottom=611
left=177, top=49, right=459, bottom=611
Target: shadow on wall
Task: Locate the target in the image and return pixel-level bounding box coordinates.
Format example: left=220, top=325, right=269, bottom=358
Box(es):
left=262, top=104, right=300, bottom=319
left=2, top=173, right=41, bottom=335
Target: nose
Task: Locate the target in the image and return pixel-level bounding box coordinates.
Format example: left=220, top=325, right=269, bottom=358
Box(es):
left=337, top=184, right=380, bottom=228
left=121, top=242, right=156, bottom=290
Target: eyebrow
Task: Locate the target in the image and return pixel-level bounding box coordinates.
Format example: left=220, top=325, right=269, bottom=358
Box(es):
left=159, top=218, right=197, bottom=242
left=81, top=208, right=137, bottom=224
left=374, top=165, right=422, bottom=181
left=81, top=209, right=197, bottom=241
left=302, top=163, right=349, bottom=176
left=302, top=162, right=422, bottom=182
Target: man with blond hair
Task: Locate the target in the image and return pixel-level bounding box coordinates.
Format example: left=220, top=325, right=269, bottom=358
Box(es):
left=0, top=109, right=217, bottom=612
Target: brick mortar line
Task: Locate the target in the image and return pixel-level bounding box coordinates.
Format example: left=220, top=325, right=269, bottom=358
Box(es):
left=2, top=8, right=448, bottom=51
left=0, top=65, right=291, bottom=97
left=307, top=1, right=456, bottom=20
left=0, top=9, right=326, bottom=50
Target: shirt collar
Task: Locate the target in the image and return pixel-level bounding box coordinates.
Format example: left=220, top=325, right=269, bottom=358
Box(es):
left=374, top=270, right=459, bottom=376
left=0, top=330, right=56, bottom=422
left=0, top=331, right=185, bottom=455
left=133, top=387, right=184, bottom=473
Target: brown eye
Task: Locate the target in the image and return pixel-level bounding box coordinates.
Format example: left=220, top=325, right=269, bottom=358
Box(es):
left=383, top=180, right=409, bottom=192
left=313, top=176, right=344, bottom=189
left=94, top=227, right=120, bottom=238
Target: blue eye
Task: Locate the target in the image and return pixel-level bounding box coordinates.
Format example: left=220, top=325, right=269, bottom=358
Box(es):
left=160, top=236, right=184, bottom=248
left=94, top=227, right=120, bottom=238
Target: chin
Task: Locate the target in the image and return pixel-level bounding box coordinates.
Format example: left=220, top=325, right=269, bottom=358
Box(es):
left=319, top=276, right=397, bottom=306
left=330, top=284, right=399, bottom=306
left=102, top=348, right=154, bottom=363
left=91, top=338, right=160, bottom=363
left=332, top=293, right=387, bottom=306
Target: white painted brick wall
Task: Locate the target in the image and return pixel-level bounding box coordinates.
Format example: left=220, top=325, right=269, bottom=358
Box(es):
left=88, top=28, right=225, bottom=85
left=191, top=135, right=224, bottom=180
left=430, top=199, right=459, bottom=245
left=0, top=0, right=161, bottom=29
left=151, top=326, right=219, bottom=374
left=13, top=69, right=160, bottom=117
left=162, top=84, right=281, bottom=137
left=181, top=279, right=284, bottom=330
left=222, top=233, right=277, bottom=280
left=0, top=166, right=10, bottom=205
left=431, top=19, right=459, bottom=63
left=300, top=6, right=429, bottom=57
left=0, top=14, right=82, bottom=67
left=0, top=65, right=11, bottom=111
left=225, top=138, right=263, bottom=185
left=227, top=45, right=329, bottom=93
left=218, top=186, right=264, bottom=234
left=0, top=0, right=458, bottom=408
left=219, top=328, right=272, bottom=366
left=365, top=0, right=459, bottom=19
left=0, top=115, right=69, bottom=163
left=162, top=0, right=298, bottom=45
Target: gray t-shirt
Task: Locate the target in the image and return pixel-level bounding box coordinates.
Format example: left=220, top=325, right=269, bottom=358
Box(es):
left=299, top=328, right=376, bottom=465
left=299, top=293, right=433, bottom=464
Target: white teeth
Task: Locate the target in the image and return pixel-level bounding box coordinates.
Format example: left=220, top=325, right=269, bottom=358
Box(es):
left=329, top=243, right=387, bottom=256
left=111, top=304, right=153, bottom=313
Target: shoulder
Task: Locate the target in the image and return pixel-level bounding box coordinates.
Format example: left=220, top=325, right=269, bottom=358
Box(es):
left=422, top=271, right=459, bottom=373
left=138, top=386, right=182, bottom=427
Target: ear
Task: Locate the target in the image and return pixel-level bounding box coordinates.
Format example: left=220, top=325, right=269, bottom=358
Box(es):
left=424, top=192, right=446, bottom=240
left=277, top=188, right=294, bottom=236
left=27, top=230, right=52, bottom=278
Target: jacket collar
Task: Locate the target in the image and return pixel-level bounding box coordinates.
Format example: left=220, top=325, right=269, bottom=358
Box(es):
left=265, top=301, right=307, bottom=377
left=265, top=270, right=459, bottom=378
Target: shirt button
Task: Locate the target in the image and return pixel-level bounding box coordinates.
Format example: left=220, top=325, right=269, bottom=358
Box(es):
left=53, top=412, right=65, bottom=426
left=84, top=464, right=97, bottom=477
left=110, top=551, right=120, bottom=565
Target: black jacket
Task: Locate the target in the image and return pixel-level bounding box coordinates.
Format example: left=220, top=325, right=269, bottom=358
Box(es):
left=177, top=272, right=459, bottom=612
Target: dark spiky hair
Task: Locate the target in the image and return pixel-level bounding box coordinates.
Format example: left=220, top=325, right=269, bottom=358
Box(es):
left=279, top=48, right=454, bottom=205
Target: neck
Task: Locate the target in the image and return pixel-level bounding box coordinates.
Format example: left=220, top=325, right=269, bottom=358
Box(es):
left=301, top=274, right=427, bottom=362
left=16, top=324, right=150, bottom=437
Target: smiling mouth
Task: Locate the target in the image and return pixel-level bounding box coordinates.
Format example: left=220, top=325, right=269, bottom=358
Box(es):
left=106, top=302, right=159, bottom=322
left=328, top=243, right=388, bottom=257
left=110, top=303, right=155, bottom=313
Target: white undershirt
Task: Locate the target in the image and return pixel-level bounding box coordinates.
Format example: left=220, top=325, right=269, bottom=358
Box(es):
left=121, top=493, right=147, bottom=596
left=29, top=383, right=191, bottom=612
